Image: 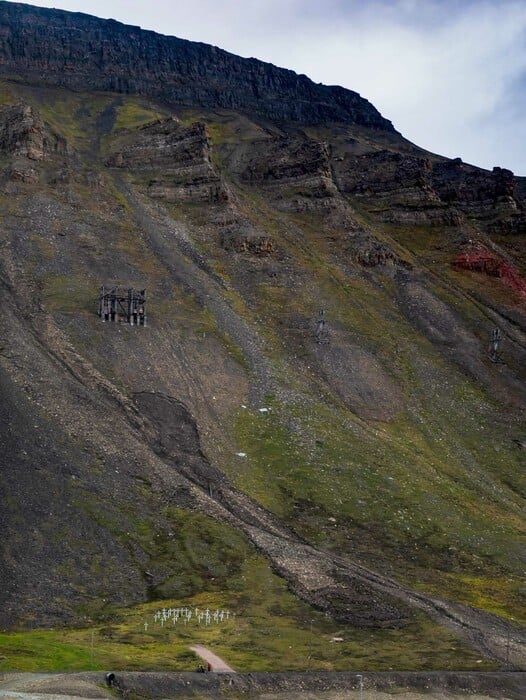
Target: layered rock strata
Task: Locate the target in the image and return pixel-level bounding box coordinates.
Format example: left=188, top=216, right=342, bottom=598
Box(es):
left=108, top=118, right=227, bottom=203
left=237, top=136, right=339, bottom=211
left=334, top=150, right=526, bottom=230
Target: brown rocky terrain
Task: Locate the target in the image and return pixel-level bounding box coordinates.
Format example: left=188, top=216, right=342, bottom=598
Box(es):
left=1, top=671, right=525, bottom=700
left=0, top=0, right=524, bottom=681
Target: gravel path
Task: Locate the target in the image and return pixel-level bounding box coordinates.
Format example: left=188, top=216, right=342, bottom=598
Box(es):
left=0, top=674, right=109, bottom=700
left=190, top=645, right=236, bottom=672
left=257, top=693, right=516, bottom=700
left=1, top=672, right=523, bottom=699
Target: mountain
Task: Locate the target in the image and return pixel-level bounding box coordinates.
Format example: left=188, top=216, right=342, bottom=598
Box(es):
left=0, top=1, right=524, bottom=672
left=0, top=1, right=392, bottom=130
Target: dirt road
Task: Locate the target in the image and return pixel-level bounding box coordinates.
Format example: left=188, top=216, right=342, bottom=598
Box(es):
left=190, top=644, right=236, bottom=672
left=0, top=671, right=523, bottom=699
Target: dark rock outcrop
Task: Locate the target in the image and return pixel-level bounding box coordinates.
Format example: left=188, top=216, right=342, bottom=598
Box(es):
left=108, top=118, right=228, bottom=203
left=234, top=136, right=339, bottom=211
left=432, top=162, right=516, bottom=204
left=335, top=150, right=436, bottom=205
left=220, top=227, right=276, bottom=256
left=0, top=103, right=66, bottom=160
left=0, top=102, right=70, bottom=187
left=334, top=149, right=525, bottom=229
left=349, top=232, right=411, bottom=268
left=0, top=1, right=394, bottom=130
left=431, top=161, right=526, bottom=232
left=333, top=150, right=457, bottom=226
left=240, top=138, right=333, bottom=184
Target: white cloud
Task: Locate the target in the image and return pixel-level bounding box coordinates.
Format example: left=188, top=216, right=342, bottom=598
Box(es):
left=5, top=0, right=526, bottom=173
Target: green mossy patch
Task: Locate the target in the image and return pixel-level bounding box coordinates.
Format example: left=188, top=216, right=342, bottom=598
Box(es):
left=228, top=387, right=524, bottom=622
left=0, top=558, right=495, bottom=672
left=112, top=103, right=165, bottom=132
left=41, top=271, right=96, bottom=314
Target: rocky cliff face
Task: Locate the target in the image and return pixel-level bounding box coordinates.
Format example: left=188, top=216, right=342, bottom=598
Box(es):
left=0, top=102, right=69, bottom=182
left=0, top=103, right=64, bottom=160
left=334, top=150, right=526, bottom=230
left=0, top=1, right=393, bottom=130
left=0, top=2, right=525, bottom=671
left=234, top=136, right=339, bottom=212
left=108, top=118, right=228, bottom=203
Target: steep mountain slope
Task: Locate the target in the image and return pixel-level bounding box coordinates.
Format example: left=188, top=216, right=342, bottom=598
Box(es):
left=0, top=2, right=524, bottom=670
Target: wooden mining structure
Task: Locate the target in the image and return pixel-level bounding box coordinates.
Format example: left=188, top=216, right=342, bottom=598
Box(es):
left=98, top=286, right=146, bottom=326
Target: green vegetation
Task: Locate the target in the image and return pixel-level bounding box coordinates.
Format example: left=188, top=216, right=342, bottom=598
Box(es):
left=0, top=80, right=17, bottom=105
left=177, top=108, right=270, bottom=146
left=0, top=557, right=494, bottom=673
left=413, top=574, right=525, bottom=622
left=30, top=91, right=109, bottom=150
left=8, top=84, right=169, bottom=155
left=112, top=102, right=165, bottom=132
left=0, top=506, right=499, bottom=673
left=0, top=631, right=93, bottom=672
left=41, top=271, right=96, bottom=313
left=226, top=373, right=524, bottom=622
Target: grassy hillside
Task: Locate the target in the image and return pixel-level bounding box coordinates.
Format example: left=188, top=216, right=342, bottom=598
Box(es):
left=0, top=80, right=524, bottom=669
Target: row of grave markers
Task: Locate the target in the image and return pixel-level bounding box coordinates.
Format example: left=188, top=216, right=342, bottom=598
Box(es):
left=144, top=606, right=235, bottom=631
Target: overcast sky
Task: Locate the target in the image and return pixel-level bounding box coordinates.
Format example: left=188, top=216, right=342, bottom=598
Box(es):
left=6, top=0, right=526, bottom=174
